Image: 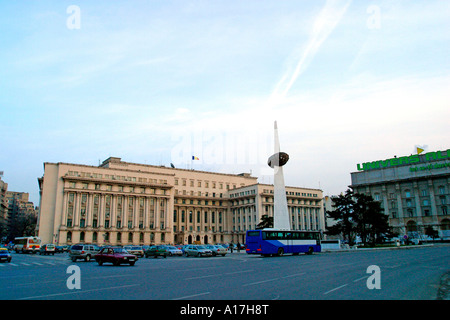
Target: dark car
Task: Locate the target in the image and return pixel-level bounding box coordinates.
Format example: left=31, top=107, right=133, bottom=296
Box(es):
left=0, top=248, right=11, bottom=263
left=144, top=245, right=167, bottom=258
left=39, top=244, right=56, bottom=255
left=95, top=247, right=137, bottom=266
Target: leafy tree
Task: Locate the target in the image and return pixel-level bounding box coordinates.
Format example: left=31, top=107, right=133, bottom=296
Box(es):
left=7, top=212, right=37, bottom=241
left=353, top=193, right=391, bottom=246
left=325, top=189, right=357, bottom=245
left=326, top=189, right=392, bottom=246
left=424, top=226, right=439, bottom=240
left=256, top=215, right=273, bottom=229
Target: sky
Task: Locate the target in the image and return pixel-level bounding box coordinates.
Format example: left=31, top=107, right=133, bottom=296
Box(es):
left=1, top=0, right=449, bottom=205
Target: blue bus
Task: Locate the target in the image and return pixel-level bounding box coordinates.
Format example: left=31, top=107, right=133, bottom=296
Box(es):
left=245, top=229, right=321, bottom=257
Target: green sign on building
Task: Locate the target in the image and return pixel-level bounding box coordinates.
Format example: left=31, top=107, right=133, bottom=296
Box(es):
left=357, top=149, right=450, bottom=171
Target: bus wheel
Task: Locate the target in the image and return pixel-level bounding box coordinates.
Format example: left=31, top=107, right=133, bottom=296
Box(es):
left=277, top=248, right=284, bottom=256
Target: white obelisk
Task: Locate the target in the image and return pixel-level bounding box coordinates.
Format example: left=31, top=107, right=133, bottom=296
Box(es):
left=272, top=121, right=291, bottom=230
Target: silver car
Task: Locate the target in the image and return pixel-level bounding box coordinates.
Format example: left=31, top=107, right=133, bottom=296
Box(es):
left=165, top=245, right=183, bottom=256
left=184, top=245, right=212, bottom=257
left=123, top=245, right=145, bottom=257
left=206, top=245, right=227, bottom=256
left=69, top=244, right=100, bottom=262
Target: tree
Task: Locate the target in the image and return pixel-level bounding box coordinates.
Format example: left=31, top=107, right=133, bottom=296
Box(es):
left=326, top=189, right=392, bottom=246
left=7, top=212, right=37, bottom=241
left=424, top=226, right=439, bottom=240
left=325, top=189, right=357, bottom=245
left=256, top=215, right=273, bottom=229
left=353, top=193, right=391, bottom=246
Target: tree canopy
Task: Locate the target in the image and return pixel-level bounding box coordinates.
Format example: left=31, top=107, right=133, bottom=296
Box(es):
left=325, top=189, right=394, bottom=246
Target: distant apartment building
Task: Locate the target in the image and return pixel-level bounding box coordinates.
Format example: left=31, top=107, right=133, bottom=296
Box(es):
left=0, top=179, right=8, bottom=239
left=350, top=148, right=450, bottom=239
left=37, top=157, right=324, bottom=245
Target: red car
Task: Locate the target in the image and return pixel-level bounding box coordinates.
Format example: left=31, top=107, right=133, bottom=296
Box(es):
left=95, top=247, right=137, bottom=266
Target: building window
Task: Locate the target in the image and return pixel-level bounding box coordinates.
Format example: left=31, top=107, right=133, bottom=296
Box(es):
left=439, top=186, right=445, bottom=195
left=405, top=190, right=411, bottom=198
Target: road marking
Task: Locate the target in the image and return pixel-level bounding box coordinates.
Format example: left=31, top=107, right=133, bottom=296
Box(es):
left=20, top=263, right=31, bottom=266
left=323, top=284, right=348, bottom=295
left=282, top=272, right=305, bottom=278
left=171, top=292, right=211, bottom=300
left=225, top=270, right=254, bottom=275
left=9, top=263, right=19, bottom=266
left=242, top=278, right=280, bottom=287
left=353, top=276, right=369, bottom=283
left=185, top=274, right=216, bottom=280
left=19, top=284, right=140, bottom=300
left=32, top=262, right=43, bottom=266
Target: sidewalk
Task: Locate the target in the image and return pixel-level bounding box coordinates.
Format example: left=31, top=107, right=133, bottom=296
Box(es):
left=321, top=242, right=450, bottom=253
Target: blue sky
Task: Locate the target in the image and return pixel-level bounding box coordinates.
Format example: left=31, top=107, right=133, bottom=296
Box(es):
left=1, top=0, right=449, bottom=205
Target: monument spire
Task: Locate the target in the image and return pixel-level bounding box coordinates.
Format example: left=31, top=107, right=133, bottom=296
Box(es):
left=268, top=121, right=291, bottom=230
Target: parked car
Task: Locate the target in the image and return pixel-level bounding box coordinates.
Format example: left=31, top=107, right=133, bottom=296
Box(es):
left=95, top=247, right=137, bottom=266
left=144, top=245, right=167, bottom=258
left=69, top=244, right=100, bottom=262
left=164, top=245, right=183, bottom=256
left=55, top=246, right=65, bottom=253
left=39, top=244, right=56, bottom=255
left=0, top=248, right=11, bottom=263
left=205, top=245, right=227, bottom=256
left=123, top=246, right=145, bottom=257
left=184, top=245, right=212, bottom=257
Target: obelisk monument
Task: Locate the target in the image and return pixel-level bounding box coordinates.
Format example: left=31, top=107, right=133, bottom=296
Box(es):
left=267, top=121, right=291, bottom=230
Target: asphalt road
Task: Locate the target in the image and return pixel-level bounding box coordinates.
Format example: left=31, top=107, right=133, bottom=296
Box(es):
left=0, top=245, right=448, bottom=301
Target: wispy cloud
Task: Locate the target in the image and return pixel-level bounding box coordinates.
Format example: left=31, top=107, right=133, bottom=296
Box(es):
left=271, top=0, right=352, bottom=100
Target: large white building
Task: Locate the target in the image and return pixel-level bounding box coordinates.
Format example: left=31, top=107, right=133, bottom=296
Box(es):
left=350, top=148, right=450, bottom=239
left=37, top=157, right=324, bottom=246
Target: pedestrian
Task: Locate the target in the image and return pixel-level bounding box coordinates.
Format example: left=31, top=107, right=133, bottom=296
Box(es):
left=229, top=242, right=234, bottom=253
left=237, top=242, right=241, bottom=252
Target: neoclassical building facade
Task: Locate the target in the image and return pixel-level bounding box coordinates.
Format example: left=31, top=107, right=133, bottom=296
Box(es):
left=37, top=157, right=324, bottom=246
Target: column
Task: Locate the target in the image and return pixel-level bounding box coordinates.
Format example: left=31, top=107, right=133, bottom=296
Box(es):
left=61, top=192, right=68, bottom=226
left=413, top=182, right=424, bottom=226
left=428, top=180, right=439, bottom=226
